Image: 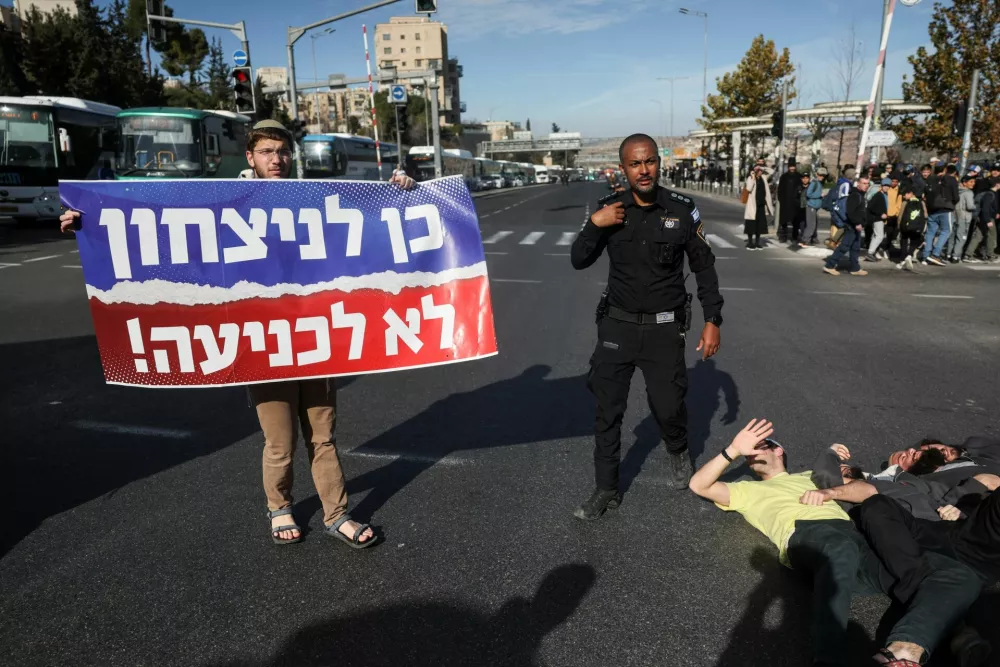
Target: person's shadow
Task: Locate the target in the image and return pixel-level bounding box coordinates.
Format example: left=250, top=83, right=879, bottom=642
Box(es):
left=619, top=358, right=739, bottom=493
left=202, top=563, right=597, bottom=667
left=715, top=547, right=872, bottom=666
left=340, top=364, right=594, bottom=522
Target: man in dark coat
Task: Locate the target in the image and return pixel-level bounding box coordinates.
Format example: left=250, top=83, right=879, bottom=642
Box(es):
left=777, top=158, right=801, bottom=243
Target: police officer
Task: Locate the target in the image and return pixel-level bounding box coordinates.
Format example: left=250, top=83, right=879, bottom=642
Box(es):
left=570, top=133, right=724, bottom=520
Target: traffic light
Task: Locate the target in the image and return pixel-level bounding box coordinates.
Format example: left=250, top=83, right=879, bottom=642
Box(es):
left=146, top=0, right=166, bottom=47
left=232, top=67, right=255, bottom=114
left=415, top=0, right=438, bottom=13
left=770, top=111, right=784, bottom=139
left=396, top=107, right=409, bottom=142
left=952, top=101, right=968, bottom=137
left=291, top=120, right=306, bottom=142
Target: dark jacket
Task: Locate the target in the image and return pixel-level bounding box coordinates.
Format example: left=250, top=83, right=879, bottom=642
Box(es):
left=777, top=171, right=801, bottom=207
left=928, top=174, right=960, bottom=212
left=844, top=186, right=867, bottom=228
left=978, top=190, right=998, bottom=230
left=866, top=190, right=888, bottom=224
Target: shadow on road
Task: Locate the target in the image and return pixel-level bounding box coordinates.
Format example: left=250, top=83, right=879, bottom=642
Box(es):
left=546, top=204, right=585, bottom=212
left=715, top=546, right=872, bottom=667
left=202, top=563, right=597, bottom=667
left=620, top=358, right=740, bottom=493
left=344, top=364, right=593, bottom=521
left=1, top=335, right=356, bottom=557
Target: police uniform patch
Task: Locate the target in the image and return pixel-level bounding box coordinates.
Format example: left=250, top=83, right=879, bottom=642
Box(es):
left=696, top=222, right=709, bottom=246
left=692, top=207, right=701, bottom=222
left=662, top=216, right=680, bottom=229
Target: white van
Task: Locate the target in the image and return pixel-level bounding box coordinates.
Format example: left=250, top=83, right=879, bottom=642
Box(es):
left=535, top=166, right=550, bottom=184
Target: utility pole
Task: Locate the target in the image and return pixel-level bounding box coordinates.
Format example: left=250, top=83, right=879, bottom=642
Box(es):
left=678, top=8, right=709, bottom=109
left=429, top=75, right=442, bottom=177
left=286, top=0, right=405, bottom=178
left=657, top=76, right=689, bottom=140
left=958, top=69, right=980, bottom=175
left=310, top=28, right=335, bottom=130
left=774, top=79, right=788, bottom=227
left=870, top=0, right=890, bottom=165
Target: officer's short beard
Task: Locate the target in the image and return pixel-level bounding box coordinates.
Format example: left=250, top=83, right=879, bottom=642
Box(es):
left=633, top=180, right=656, bottom=194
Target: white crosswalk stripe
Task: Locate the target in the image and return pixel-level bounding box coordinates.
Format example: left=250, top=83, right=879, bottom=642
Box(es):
left=556, top=232, right=576, bottom=246
left=706, top=234, right=736, bottom=249
left=483, top=231, right=513, bottom=244
left=519, top=231, right=545, bottom=245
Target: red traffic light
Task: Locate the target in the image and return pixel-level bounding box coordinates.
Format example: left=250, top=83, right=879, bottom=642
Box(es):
left=232, top=68, right=250, bottom=83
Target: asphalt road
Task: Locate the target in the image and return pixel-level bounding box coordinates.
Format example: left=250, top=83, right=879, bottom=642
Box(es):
left=2, top=182, right=999, bottom=667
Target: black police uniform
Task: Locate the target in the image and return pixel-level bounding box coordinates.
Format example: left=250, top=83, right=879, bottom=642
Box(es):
left=571, top=186, right=723, bottom=493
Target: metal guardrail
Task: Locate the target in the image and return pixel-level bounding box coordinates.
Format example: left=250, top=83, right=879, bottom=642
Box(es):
left=667, top=179, right=741, bottom=200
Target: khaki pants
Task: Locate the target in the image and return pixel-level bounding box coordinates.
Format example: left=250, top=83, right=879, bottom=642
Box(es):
left=249, top=378, right=347, bottom=526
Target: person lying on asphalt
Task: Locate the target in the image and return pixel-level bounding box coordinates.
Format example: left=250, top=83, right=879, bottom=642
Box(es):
left=687, top=419, right=983, bottom=667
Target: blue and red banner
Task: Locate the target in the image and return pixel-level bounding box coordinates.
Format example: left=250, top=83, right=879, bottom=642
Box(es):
left=59, top=176, right=497, bottom=388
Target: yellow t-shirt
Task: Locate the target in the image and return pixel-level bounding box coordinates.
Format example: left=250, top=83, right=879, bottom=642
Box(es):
left=717, top=471, right=851, bottom=567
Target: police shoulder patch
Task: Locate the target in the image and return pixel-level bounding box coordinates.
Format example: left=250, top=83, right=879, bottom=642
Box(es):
left=696, top=222, right=709, bottom=246
left=663, top=188, right=695, bottom=209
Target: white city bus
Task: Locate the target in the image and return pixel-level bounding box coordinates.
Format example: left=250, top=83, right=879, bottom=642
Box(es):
left=0, top=96, right=120, bottom=224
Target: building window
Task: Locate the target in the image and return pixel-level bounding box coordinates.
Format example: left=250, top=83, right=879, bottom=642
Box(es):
left=384, top=47, right=391, bottom=54
left=400, top=47, right=406, bottom=54
left=415, top=59, right=422, bottom=67
left=400, top=34, right=405, bottom=40
left=402, top=62, right=407, bottom=67
left=415, top=33, right=421, bottom=40
left=383, top=33, right=390, bottom=40
left=416, top=46, right=422, bottom=54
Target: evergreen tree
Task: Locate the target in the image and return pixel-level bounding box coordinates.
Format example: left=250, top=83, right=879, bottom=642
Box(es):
left=206, top=38, right=233, bottom=110
left=0, top=26, right=31, bottom=95
left=253, top=75, right=291, bottom=126
left=526, top=117, right=531, bottom=132
left=891, top=0, right=1000, bottom=152
left=551, top=122, right=561, bottom=133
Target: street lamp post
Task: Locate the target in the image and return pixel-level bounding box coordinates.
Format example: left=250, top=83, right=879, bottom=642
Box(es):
left=656, top=76, right=689, bottom=141
left=648, top=99, right=664, bottom=151
left=310, top=28, right=335, bottom=130
left=679, top=8, right=708, bottom=109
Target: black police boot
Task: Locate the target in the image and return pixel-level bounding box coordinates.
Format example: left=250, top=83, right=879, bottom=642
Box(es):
left=573, top=488, right=621, bottom=521
left=667, top=450, right=694, bottom=490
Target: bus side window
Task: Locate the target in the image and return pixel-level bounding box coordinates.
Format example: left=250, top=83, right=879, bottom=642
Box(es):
left=206, top=134, right=220, bottom=156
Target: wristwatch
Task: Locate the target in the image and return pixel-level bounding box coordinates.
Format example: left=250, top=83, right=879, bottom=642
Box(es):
left=706, top=314, right=723, bottom=327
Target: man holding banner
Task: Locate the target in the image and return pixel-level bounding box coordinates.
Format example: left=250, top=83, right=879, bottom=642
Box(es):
left=60, top=120, right=422, bottom=549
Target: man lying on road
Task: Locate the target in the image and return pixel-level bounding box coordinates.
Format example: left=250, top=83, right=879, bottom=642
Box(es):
left=688, top=419, right=983, bottom=667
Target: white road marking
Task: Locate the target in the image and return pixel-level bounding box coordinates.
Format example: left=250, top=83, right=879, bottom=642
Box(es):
left=70, top=249, right=80, bottom=254
left=492, top=278, right=542, bottom=283
left=808, top=291, right=863, bottom=296
left=0, top=262, right=21, bottom=269
left=911, top=294, right=974, bottom=300
left=768, top=257, right=818, bottom=261
left=715, top=256, right=738, bottom=260
left=520, top=231, right=545, bottom=245
left=483, top=231, right=513, bottom=244
left=966, top=265, right=1000, bottom=271
left=23, top=254, right=60, bottom=263
left=545, top=253, right=570, bottom=256
left=485, top=251, right=508, bottom=256
left=342, top=450, right=469, bottom=466
left=557, top=231, right=576, bottom=246
left=706, top=234, right=736, bottom=248
left=720, top=287, right=755, bottom=291
left=61, top=264, right=83, bottom=269
left=72, top=420, right=192, bottom=438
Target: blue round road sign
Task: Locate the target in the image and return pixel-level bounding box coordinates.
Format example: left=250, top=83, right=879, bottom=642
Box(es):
left=390, top=85, right=407, bottom=103
left=232, top=50, right=248, bottom=67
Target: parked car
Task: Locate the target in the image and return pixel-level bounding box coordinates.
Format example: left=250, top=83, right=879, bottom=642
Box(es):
left=511, top=177, right=525, bottom=187
left=490, top=174, right=505, bottom=189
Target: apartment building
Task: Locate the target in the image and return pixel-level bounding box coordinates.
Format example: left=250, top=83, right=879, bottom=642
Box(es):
left=374, top=16, right=463, bottom=126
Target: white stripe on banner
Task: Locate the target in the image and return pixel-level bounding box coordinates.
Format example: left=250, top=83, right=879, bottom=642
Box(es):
left=520, top=232, right=545, bottom=245
left=706, top=234, right=736, bottom=248
left=483, top=231, right=513, bottom=244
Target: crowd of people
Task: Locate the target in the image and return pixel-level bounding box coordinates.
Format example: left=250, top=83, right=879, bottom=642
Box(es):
left=743, top=156, right=1000, bottom=276
left=690, top=421, right=1000, bottom=667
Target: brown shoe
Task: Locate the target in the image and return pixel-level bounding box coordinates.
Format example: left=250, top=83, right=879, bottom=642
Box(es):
left=850, top=269, right=869, bottom=276
left=822, top=267, right=840, bottom=276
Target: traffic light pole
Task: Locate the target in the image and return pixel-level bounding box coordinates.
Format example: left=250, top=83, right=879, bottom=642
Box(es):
left=958, top=69, right=980, bottom=175
left=147, top=14, right=255, bottom=113
left=286, top=0, right=405, bottom=179
left=394, top=105, right=404, bottom=171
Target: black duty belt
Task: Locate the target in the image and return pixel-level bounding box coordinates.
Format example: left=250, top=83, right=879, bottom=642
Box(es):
left=607, top=305, right=680, bottom=325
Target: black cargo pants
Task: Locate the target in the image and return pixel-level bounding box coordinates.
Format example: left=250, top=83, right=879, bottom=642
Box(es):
left=587, top=316, right=687, bottom=492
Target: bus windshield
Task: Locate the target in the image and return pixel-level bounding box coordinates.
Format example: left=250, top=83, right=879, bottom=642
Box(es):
left=117, top=115, right=201, bottom=177
left=303, top=141, right=337, bottom=175
left=0, top=105, right=56, bottom=169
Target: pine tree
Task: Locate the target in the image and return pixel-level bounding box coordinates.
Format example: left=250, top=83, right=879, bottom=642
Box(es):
left=205, top=38, right=233, bottom=110
left=526, top=118, right=531, bottom=131
left=551, top=122, right=561, bottom=133
left=0, top=26, right=31, bottom=95
left=891, top=0, right=1000, bottom=153
left=699, top=34, right=796, bottom=159
left=20, top=5, right=77, bottom=96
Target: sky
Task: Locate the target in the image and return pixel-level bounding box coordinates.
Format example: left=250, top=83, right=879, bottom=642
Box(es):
left=82, top=0, right=937, bottom=138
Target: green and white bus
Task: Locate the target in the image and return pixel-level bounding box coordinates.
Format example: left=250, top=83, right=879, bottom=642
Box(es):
left=115, top=107, right=251, bottom=180
left=0, top=95, right=119, bottom=224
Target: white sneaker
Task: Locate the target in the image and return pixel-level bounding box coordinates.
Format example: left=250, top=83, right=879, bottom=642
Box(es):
left=905, top=256, right=914, bottom=271
left=896, top=262, right=904, bottom=270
